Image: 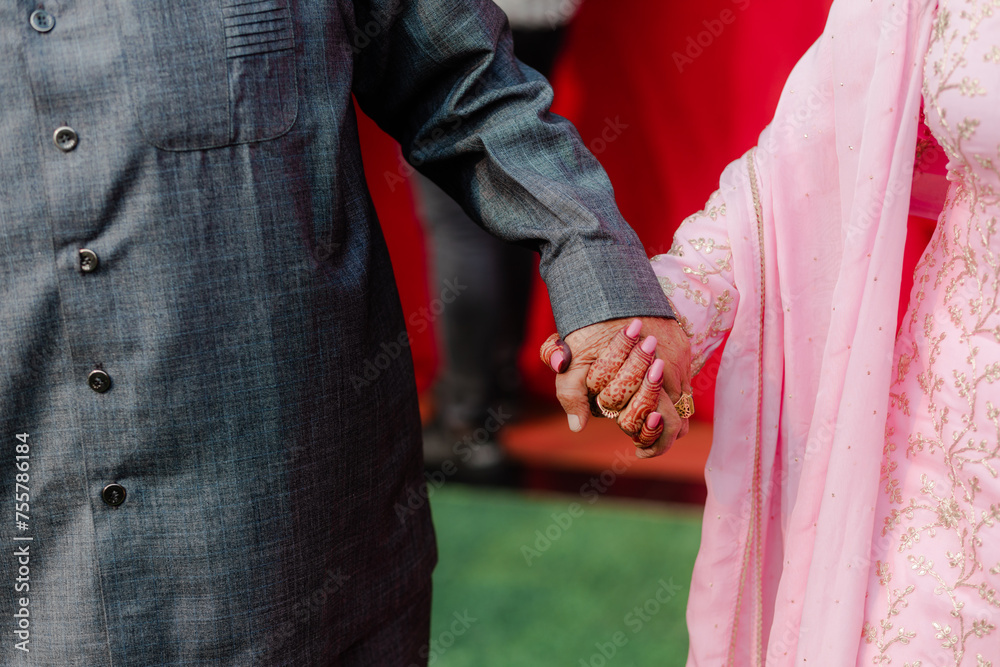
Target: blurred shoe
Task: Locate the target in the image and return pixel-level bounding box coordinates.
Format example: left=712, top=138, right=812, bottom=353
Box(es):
left=422, top=421, right=522, bottom=487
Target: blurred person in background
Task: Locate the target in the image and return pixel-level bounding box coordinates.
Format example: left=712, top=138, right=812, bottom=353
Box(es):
left=416, top=0, right=582, bottom=481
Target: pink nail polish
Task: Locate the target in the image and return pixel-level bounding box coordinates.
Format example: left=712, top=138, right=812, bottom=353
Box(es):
left=551, top=350, right=566, bottom=372
left=625, top=319, right=642, bottom=339
left=646, top=412, right=662, bottom=429
left=640, top=335, right=657, bottom=355
left=648, top=359, right=664, bottom=383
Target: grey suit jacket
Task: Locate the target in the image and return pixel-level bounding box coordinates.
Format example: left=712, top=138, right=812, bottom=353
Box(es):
left=0, top=0, right=672, bottom=664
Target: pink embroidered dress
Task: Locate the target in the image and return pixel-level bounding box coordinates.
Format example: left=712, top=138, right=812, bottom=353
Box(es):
left=859, top=3, right=1000, bottom=663
left=649, top=0, right=999, bottom=664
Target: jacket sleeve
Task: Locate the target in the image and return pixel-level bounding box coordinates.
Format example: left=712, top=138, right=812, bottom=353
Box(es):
left=650, top=185, right=740, bottom=376
left=348, top=0, right=673, bottom=335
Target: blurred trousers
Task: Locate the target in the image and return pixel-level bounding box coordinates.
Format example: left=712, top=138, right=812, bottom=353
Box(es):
left=413, top=26, right=566, bottom=430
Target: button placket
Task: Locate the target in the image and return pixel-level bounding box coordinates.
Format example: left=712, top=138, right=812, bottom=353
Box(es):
left=25, top=2, right=129, bottom=520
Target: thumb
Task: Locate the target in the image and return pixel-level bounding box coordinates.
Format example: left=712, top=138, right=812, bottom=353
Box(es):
left=554, top=363, right=591, bottom=432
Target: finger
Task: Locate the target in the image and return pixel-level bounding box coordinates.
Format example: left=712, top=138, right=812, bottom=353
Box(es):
left=616, top=358, right=664, bottom=437
left=659, top=352, right=691, bottom=406
left=585, top=318, right=642, bottom=396
left=540, top=333, right=572, bottom=373
left=634, top=412, right=664, bottom=448
left=632, top=319, right=692, bottom=457
left=649, top=318, right=693, bottom=405
left=596, top=335, right=657, bottom=413
left=636, top=388, right=687, bottom=458
left=554, top=363, right=592, bottom=433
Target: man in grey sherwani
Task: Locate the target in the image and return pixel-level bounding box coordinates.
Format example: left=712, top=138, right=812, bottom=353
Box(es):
left=0, top=0, right=688, bottom=664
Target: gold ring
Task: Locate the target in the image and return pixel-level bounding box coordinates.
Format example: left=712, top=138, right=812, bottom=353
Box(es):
left=597, top=399, right=620, bottom=420
left=673, top=392, right=695, bottom=419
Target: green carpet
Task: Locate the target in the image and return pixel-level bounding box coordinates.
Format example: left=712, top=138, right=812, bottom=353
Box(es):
left=428, top=485, right=702, bottom=666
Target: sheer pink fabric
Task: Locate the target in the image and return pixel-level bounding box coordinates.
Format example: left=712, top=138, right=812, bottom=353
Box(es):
left=649, top=1, right=939, bottom=663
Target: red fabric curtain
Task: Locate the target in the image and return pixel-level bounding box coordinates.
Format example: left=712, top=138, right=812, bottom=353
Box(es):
left=358, top=0, right=833, bottom=419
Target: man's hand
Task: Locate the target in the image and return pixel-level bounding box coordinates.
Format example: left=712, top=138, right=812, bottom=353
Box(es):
left=540, top=317, right=692, bottom=457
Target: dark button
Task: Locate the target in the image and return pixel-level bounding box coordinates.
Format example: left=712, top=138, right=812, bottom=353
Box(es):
left=79, top=248, right=99, bottom=273
left=53, top=126, right=78, bottom=152
left=102, top=483, right=126, bottom=507
left=29, top=9, right=54, bottom=33
left=87, top=369, right=111, bottom=393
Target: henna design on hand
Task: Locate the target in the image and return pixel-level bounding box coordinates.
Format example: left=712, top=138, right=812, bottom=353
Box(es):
left=596, top=335, right=657, bottom=413
left=585, top=320, right=642, bottom=397
left=617, top=358, right=665, bottom=438
left=635, top=412, right=664, bottom=448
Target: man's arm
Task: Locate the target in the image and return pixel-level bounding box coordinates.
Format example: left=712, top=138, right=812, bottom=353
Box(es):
left=349, top=0, right=672, bottom=334
left=349, top=0, right=689, bottom=447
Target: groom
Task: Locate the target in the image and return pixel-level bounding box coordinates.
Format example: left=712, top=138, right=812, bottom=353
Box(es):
left=0, top=0, right=690, bottom=664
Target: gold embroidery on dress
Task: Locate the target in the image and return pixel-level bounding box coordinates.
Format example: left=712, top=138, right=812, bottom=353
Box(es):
left=653, top=188, right=736, bottom=375
left=867, top=1, right=1000, bottom=663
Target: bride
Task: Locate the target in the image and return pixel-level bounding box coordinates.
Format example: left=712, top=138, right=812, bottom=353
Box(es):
left=543, top=0, right=999, bottom=664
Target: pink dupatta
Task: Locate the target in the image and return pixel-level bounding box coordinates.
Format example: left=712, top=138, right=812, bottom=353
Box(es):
left=650, top=1, right=941, bottom=663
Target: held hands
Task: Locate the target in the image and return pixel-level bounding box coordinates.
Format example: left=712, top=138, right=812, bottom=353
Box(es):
left=540, top=317, right=693, bottom=458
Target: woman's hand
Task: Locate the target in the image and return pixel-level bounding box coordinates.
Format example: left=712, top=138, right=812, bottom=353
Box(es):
left=540, top=317, right=692, bottom=457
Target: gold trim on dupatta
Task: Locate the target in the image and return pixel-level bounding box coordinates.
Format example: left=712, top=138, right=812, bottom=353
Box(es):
left=727, top=149, right=767, bottom=667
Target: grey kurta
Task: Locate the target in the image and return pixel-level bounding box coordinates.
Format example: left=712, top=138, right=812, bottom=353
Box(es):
left=0, top=0, right=672, bottom=664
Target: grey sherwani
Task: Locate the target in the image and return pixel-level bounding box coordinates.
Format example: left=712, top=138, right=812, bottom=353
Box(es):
left=0, top=0, right=672, bottom=664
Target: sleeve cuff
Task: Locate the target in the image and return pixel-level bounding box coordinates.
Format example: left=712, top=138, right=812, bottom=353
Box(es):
left=543, top=244, right=676, bottom=337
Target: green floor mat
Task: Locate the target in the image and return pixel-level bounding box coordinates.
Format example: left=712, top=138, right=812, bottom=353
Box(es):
left=428, top=485, right=703, bottom=667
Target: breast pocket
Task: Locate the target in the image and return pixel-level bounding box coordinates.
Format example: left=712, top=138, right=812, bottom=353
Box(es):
left=123, top=0, right=298, bottom=151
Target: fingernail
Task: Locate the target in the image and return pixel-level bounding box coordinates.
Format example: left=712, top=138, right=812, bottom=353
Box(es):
left=568, top=414, right=582, bottom=432
left=640, top=335, right=657, bottom=355
left=648, top=359, right=664, bottom=383
left=551, top=350, right=567, bottom=373
left=625, top=319, right=642, bottom=339
left=646, top=412, right=662, bottom=429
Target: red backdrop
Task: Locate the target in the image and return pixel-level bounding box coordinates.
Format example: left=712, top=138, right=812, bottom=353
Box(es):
left=357, top=0, right=834, bottom=419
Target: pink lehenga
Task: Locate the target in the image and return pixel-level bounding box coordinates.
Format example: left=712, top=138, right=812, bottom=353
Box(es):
left=648, top=0, right=999, bottom=664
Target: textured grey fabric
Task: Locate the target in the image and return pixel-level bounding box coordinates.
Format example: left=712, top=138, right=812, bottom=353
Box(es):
left=0, top=0, right=672, bottom=664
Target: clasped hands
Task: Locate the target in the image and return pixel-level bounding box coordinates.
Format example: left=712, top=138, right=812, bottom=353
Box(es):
left=540, top=317, right=692, bottom=458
